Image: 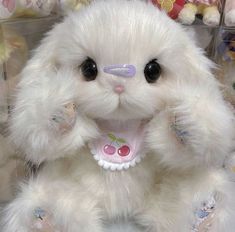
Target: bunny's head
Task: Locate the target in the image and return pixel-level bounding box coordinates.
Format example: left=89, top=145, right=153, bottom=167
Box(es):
left=10, top=0, right=233, bottom=169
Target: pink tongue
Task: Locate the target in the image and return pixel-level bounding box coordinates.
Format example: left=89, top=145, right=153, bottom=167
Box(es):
left=89, top=120, right=145, bottom=169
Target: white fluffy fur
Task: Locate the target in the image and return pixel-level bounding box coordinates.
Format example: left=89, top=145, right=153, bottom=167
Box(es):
left=2, top=0, right=235, bottom=231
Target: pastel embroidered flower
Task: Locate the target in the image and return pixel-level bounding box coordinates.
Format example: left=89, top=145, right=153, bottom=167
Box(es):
left=192, top=195, right=216, bottom=232
left=34, top=207, right=46, bottom=220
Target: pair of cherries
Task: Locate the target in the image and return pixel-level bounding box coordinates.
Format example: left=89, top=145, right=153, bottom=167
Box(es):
left=103, top=133, right=130, bottom=157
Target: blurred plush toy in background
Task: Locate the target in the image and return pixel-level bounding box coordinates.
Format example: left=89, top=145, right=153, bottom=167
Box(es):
left=59, top=0, right=92, bottom=14
left=2, top=1, right=235, bottom=231
left=151, top=0, right=185, bottom=19
left=0, top=63, right=7, bottom=123
left=0, top=0, right=57, bottom=19
left=0, top=26, right=28, bottom=113
left=225, top=0, right=235, bottom=27
left=0, top=27, right=28, bottom=70
left=217, top=32, right=235, bottom=107
left=218, top=32, right=235, bottom=62
left=178, top=0, right=221, bottom=26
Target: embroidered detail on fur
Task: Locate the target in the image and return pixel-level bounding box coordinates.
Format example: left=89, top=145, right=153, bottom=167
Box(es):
left=171, top=115, right=189, bottom=144
left=192, top=195, right=216, bottom=232
left=32, top=208, right=58, bottom=232
left=51, top=102, right=77, bottom=134
left=34, top=207, right=46, bottom=220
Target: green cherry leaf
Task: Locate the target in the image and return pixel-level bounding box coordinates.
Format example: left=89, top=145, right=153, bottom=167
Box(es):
left=117, top=138, right=126, bottom=144
left=108, top=133, right=116, bottom=141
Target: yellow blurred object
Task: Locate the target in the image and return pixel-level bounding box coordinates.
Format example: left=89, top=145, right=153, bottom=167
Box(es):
left=13, top=9, right=41, bottom=18
left=0, top=27, right=27, bottom=64
left=178, top=0, right=221, bottom=26
left=0, top=26, right=28, bottom=114
left=161, top=0, right=174, bottom=12
left=232, top=166, right=235, bottom=173
left=61, top=0, right=92, bottom=12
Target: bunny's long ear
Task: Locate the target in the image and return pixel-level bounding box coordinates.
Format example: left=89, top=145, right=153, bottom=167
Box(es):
left=146, top=35, right=235, bottom=170
left=9, top=20, right=98, bottom=164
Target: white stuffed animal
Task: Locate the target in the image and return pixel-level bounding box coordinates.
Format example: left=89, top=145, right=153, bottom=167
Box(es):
left=225, top=0, right=235, bottom=26
left=0, top=0, right=57, bottom=19
left=1, top=1, right=235, bottom=232
left=178, top=0, right=221, bottom=26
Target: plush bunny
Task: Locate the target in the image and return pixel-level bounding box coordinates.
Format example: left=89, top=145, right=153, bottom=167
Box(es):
left=151, top=0, right=185, bottom=19
left=225, top=0, right=235, bottom=27
left=217, top=31, right=235, bottom=62
left=0, top=0, right=57, bottom=19
left=214, top=30, right=235, bottom=191
left=0, top=26, right=28, bottom=123
left=178, top=0, right=221, bottom=26
left=1, top=1, right=235, bottom=231
left=59, top=0, right=92, bottom=14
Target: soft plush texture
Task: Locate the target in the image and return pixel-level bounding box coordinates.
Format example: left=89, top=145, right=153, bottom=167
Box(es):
left=1, top=0, right=235, bottom=231
left=0, top=134, right=26, bottom=203
left=225, top=0, right=235, bottom=26
left=178, top=0, right=220, bottom=26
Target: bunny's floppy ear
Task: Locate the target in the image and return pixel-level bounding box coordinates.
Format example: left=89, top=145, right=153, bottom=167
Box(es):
left=9, top=20, right=99, bottom=164
left=146, top=33, right=234, bottom=170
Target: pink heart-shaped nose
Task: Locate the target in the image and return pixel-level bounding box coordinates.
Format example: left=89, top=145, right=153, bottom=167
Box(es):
left=114, top=85, right=125, bottom=94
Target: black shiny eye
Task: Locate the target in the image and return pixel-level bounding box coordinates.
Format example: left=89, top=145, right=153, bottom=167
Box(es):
left=81, top=57, right=98, bottom=81
left=144, top=59, right=161, bottom=83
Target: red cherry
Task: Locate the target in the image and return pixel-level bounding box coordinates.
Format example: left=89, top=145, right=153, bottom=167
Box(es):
left=151, top=0, right=184, bottom=20
left=103, top=145, right=116, bottom=155
left=118, top=145, right=130, bottom=157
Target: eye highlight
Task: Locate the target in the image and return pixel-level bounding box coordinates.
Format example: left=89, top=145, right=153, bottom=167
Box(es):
left=144, top=59, right=161, bottom=83
left=81, top=57, right=98, bottom=81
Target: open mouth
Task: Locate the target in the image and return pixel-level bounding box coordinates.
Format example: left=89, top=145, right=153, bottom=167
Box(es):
left=88, top=119, right=147, bottom=171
